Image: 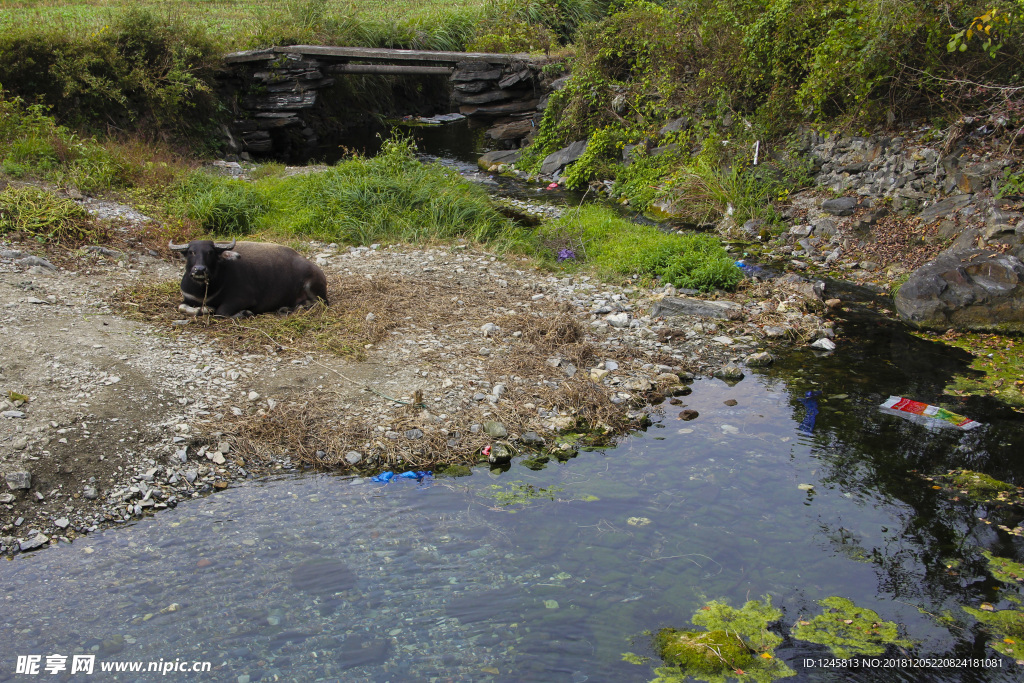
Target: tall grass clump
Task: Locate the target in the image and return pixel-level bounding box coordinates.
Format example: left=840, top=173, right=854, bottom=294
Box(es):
left=0, top=89, right=189, bottom=196
left=271, top=137, right=522, bottom=247
left=537, top=205, right=742, bottom=291
left=172, top=173, right=274, bottom=235
left=169, top=137, right=524, bottom=248
left=249, top=0, right=481, bottom=51
left=470, top=0, right=610, bottom=52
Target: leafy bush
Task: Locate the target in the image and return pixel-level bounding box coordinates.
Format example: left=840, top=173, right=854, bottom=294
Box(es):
left=0, top=7, right=219, bottom=136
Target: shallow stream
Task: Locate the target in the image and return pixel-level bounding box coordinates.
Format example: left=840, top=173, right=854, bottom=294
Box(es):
left=2, top=123, right=1023, bottom=682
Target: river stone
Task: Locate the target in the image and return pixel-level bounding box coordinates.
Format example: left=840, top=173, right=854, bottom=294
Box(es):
left=19, top=533, right=49, bottom=552
left=895, top=249, right=1024, bottom=332
left=714, top=364, right=744, bottom=381
left=487, top=444, right=512, bottom=465
left=821, top=197, right=859, bottom=216
left=919, top=194, right=973, bottom=222
left=345, top=451, right=363, bottom=465
left=483, top=421, right=508, bottom=438
left=478, top=149, right=520, bottom=170
left=540, top=140, right=588, bottom=175
left=520, top=431, right=545, bottom=447
left=810, top=338, right=837, bottom=351
left=745, top=352, right=774, bottom=367
left=5, top=471, right=31, bottom=490
left=651, top=297, right=742, bottom=320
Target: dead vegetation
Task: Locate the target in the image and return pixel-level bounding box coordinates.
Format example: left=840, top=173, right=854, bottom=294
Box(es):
left=219, top=303, right=656, bottom=473
left=113, top=273, right=419, bottom=359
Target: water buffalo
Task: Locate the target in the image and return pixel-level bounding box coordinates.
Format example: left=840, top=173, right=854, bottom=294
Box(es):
left=168, top=239, right=328, bottom=317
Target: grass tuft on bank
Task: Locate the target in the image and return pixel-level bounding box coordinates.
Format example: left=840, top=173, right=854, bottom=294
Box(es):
left=537, top=205, right=742, bottom=291
left=172, top=137, right=529, bottom=250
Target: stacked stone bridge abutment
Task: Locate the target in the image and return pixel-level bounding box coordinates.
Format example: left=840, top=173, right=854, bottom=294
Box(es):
left=220, top=45, right=546, bottom=158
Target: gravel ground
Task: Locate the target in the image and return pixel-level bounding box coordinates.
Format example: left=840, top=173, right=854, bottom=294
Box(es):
left=1, top=201, right=835, bottom=555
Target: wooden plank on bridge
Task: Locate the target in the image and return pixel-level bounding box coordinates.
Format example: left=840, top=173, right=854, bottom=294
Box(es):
left=224, top=48, right=277, bottom=64
left=274, top=45, right=527, bottom=64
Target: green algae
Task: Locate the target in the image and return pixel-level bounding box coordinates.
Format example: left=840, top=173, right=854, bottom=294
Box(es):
left=480, top=481, right=563, bottom=509
left=791, top=596, right=912, bottom=658
left=982, top=550, right=1024, bottom=586
left=962, top=606, right=1024, bottom=660
left=631, top=597, right=795, bottom=683
left=914, top=331, right=1024, bottom=411
left=930, top=469, right=1022, bottom=504
left=435, top=464, right=473, bottom=478
left=949, top=470, right=1016, bottom=496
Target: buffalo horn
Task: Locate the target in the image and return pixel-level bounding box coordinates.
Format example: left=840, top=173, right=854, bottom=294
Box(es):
left=213, top=239, right=237, bottom=250
left=168, top=240, right=189, bottom=252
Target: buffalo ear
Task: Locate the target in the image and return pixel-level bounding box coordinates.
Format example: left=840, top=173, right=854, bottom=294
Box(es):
left=220, top=250, right=241, bottom=261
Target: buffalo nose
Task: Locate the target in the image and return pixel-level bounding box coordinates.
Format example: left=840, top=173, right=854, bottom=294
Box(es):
left=191, top=265, right=207, bottom=275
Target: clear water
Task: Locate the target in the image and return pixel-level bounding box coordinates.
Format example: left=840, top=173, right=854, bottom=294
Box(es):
left=2, top=319, right=1022, bottom=682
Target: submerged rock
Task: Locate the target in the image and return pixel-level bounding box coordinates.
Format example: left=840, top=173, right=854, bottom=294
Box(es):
left=895, top=249, right=1024, bottom=332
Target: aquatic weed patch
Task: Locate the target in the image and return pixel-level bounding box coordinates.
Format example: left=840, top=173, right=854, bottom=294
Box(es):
left=915, top=330, right=1024, bottom=412
left=791, top=596, right=912, bottom=659
left=962, top=606, right=1024, bottom=661
left=481, top=480, right=564, bottom=509
left=925, top=469, right=1022, bottom=504
left=981, top=550, right=1024, bottom=587
left=630, top=597, right=794, bottom=683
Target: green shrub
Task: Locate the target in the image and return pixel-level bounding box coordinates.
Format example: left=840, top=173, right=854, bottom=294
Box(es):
left=0, top=7, right=219, bottom=136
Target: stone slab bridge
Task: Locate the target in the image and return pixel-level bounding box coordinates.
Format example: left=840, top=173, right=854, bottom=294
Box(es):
left=221, top=45, right=548, bottom=156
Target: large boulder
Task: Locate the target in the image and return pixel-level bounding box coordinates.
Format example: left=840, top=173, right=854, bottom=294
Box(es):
left=895, top=249, right=1024, bottom=332
left=540, top=140, right=588, bottom=175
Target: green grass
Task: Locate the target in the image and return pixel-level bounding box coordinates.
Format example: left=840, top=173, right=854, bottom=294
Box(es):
left=0, top=88, right=193, bottom=200
left=537, top=204, right=742, bottom=291
left=172, top=136, right=527, bottom=249
left=0, top=0, right=489, bottom=44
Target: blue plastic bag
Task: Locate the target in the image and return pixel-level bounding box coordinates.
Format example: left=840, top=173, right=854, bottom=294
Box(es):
left=371, top=470, right=432, bottom=484
left=798, top=390, right=822, bottom=434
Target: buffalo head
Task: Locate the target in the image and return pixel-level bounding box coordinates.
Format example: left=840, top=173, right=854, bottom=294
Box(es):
left=168, top=239, right=237, bottom=287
